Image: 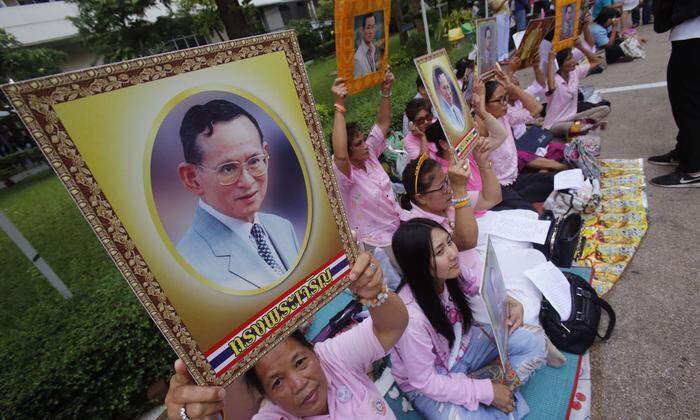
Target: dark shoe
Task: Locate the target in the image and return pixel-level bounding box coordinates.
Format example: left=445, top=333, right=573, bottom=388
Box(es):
left=651, top=171, right=700, bottom=188
left=648, top=151, right=678, bottom=167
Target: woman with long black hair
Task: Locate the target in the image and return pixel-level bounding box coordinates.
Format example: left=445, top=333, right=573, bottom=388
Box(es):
left=389, top=219, right=547, bottom=419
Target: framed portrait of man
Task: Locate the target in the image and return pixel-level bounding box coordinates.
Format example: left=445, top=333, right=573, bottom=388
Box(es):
left=514, top=17, right=555, bottom=69
left=335, top=0, right=391, bottom=94
left=415, top=49, right=478, bottom=162
left=2, top=30, right=357, bottom=386
left=553, top=0, right=582, bottom=51
left=476, top=18, right=499, bottom=76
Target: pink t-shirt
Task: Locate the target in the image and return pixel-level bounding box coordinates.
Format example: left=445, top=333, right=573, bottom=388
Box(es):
left=404, top=132, right=439, bottom=161
left=390, top=285, right=493, bottom=411
left=543, top=63, right=591, bottom=129
left=491, top=106, right=532, bottom=186
left=333, top=125, right=402, bottom=247
left=253, top=319, right=395, bottom=420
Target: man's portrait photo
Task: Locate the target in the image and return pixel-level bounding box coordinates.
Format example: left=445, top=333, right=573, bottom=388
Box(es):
left=477, top=20, right=498, bottom=75
left=150, top=91, right=309, bottom=293
left=560, top=4, right=576, bottom=40
left=432, top=66, right=465, bottom=131
left=353, top=11, right=385, bottom=78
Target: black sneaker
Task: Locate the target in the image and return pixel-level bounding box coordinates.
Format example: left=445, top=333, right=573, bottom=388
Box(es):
left=648, top=151, right=678, bottom=166
left=651, top=171, right=700, bottom=188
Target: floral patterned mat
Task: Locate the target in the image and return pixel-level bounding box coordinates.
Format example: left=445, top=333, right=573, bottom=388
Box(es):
left=575, top=159, right=648, bottom=296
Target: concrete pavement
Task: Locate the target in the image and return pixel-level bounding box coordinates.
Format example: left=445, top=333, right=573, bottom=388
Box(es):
left=580, top=25, right=699, bottom=419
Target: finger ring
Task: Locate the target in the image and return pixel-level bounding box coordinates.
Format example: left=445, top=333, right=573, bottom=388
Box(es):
left=368, top=263, right=377, bottom=274
left=180, top=406, right=190, bottom=420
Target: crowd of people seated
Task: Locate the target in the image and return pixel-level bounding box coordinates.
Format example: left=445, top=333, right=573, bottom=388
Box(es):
left=163, top=4, right=652, bottom=420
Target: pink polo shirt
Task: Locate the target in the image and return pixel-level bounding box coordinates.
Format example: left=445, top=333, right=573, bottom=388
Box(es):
left=390, top=285, right=494, bottom=411
left=253, top=319, right=395, bottom=420
left=491, top=106, right=532, bottom=186
left=333, top=125, right=402, bottom=247
left=542, top=63, right=590, bottom=129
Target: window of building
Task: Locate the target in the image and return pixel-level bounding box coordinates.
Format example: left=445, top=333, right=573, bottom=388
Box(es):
left=168, top=35, right=208, bottom=52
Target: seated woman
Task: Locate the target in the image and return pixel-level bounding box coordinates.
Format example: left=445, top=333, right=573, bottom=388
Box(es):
left=543, top=40, right=610, bottom=138
left=506, top=54, right=569, bottom=174
left=482, top=72, right=557, bottom=209
left=590, top=6, right=636, bottom=64
left=400, top=150, right=548, bottom=328
left=331, top=72, right=402, bottom=255
left=164, top=252, right=409, bottom=420
left=389, top=218, right=547, bottom=419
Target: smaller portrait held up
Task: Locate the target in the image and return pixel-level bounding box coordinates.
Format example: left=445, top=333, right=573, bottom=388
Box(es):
left=335, top=0, right=391, bottom=94
left=553, top=0, right=582, bottom=51
left=415, top=50, right=479, bottom=162
left=476, top=18, right=499, bottom=76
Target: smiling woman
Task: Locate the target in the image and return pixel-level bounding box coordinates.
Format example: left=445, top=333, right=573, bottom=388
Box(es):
left=149, top=89, right=309, bottom=294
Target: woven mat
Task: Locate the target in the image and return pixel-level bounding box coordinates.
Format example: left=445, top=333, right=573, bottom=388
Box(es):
left=574, top=159, right=648, bottom=296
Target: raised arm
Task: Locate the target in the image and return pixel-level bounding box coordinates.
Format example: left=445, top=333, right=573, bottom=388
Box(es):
left=376, top=68, right=395, bottom=135
left=449, top=156, right=479, bottom=251
left=531, top=51, right=547, bottom=88
left=604, top=17, right=620, bottom=48
left=348, top=252, right=408, bottom=352
left=497, top=69, right=542, bottom=117
left=582, top=11, right=595, bottom=47
left=547, top=49, right=557, bottom=95
left=472, top=138, right=502, bottom=211
left=574, top=37, right=602, bottom=71
left=472, top=80, right=508, bottom=151
left=331, top=78, right=351, bottom=177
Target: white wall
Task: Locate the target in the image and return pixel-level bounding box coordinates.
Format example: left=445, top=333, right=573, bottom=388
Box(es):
left=0, top=1, right=79, bottom=45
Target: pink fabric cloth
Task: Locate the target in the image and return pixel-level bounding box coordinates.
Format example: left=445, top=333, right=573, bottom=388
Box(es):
left=517, top=141, right=566, bottom=171
left=542, top=63, right=591, bottom=129
left=333, top=125, right=402, bottom=247
left=491, top=106, right=532, bottom=186
left=390, top=285, right=494, bottom=410
left=253, top=319, right=395, bottom=420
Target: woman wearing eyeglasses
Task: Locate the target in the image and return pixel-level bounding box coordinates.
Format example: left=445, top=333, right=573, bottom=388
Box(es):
left=331, top=71, right=402, bottom=261
left=482, top=70, right=557, bottom=211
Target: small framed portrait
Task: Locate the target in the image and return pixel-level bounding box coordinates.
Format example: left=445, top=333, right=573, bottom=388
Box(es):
left=2, top=30, right=357, bottom=386
left=495, top=14, right=511, bottom=62
left=335, top=0, right=391, bottom=94
left=476, top=18, right=499, bottom=76
left=415, top=49, right=478, bottom=161
left=514, top=17, right=555, bottom=69
left=553, top=0, right=582, bottom=51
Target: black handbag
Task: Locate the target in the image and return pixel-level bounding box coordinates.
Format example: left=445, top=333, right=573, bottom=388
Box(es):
left=540, top=272, right=616, bottom=354
left=534, top=210, right=583, bottom=268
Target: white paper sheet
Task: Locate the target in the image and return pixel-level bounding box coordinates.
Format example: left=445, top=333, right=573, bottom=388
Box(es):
left=524, top=261, right=572, bottom=320
left=477, top=216, right=551, bottom=245
left=554, top=168, right=585, bottom=190
left=513, top=30, right=526, bottom=50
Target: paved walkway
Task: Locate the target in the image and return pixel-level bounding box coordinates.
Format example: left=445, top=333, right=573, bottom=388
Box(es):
left=582, top=25, right=699, bottom=419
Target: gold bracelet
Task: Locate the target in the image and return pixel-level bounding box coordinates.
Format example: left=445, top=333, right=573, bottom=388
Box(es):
left=334, top=103, right=346, bottom=113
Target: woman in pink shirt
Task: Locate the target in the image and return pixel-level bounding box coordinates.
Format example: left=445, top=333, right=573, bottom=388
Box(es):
left=331, top=73, right=402, bottom=254
left=389, top=219, right=547, bottom=419
left=543, top=41, right=609, bottom=137
left=403, top=97, right=439, bottom=161
left=164, top=252, right=409, bottom=420
left=482, top=74, right=556, bottom=210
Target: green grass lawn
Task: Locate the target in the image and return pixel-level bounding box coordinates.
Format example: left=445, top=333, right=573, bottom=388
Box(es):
left=0, top=30, right=474, bottom=417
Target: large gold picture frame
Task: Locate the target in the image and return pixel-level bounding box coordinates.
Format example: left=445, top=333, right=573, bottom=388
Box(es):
left=553, top=0, right=582, bottom=52
left=335, top=0, right=391, bottom=94
left=2, top=30, right=357, bottom=386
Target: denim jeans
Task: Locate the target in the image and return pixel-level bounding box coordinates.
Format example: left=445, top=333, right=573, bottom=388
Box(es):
left=405, top=324, right=546, bottom=420
left=515, top=9, right=528, bottom=32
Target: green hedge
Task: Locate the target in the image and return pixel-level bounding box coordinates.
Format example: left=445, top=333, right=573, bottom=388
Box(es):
left=0, top=276, right=173, bottom=419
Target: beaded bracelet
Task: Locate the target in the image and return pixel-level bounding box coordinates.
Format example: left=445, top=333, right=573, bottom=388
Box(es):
left=358, top=282, right=390, bottom=308
left=334, top=103, right=347, bottom=113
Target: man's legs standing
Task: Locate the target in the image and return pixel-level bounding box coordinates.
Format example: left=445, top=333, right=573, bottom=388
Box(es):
left=651, top=38, right=700, bottom=187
